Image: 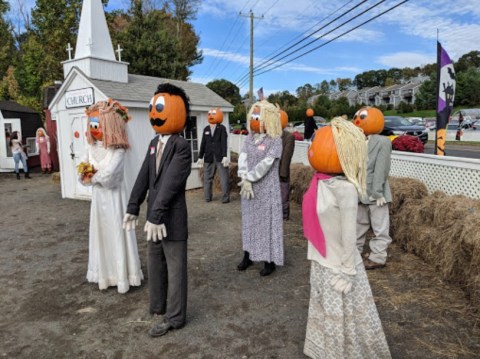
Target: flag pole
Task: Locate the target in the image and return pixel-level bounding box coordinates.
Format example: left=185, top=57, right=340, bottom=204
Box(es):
left=435, top=30, right=440, bottom=155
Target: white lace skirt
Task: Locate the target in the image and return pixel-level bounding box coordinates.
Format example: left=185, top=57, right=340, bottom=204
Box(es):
left=304, top=261, right=391, bottom=359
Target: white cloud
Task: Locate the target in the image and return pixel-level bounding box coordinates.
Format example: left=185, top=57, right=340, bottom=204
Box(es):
left=376, top=52, right=435, bottom=68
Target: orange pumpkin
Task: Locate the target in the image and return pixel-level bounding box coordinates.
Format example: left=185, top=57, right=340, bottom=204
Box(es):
left=88, top=110, right=103, bottom=141
left=352, top=106, right=384, bottom=135
left=249, top=105, right=262, bottom=133
left=308, top=126, right=342, bottom=174
left=149, top=91, right=188, bottom=134
left=207, top=107, right=223, bottom=124
left=306, top=108, right=314, bottom=117
left=279, top=110, right=288, bottom=129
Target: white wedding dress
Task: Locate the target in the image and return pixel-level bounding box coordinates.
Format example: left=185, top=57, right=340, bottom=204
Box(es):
left=83, top=142, right=143, bottom=293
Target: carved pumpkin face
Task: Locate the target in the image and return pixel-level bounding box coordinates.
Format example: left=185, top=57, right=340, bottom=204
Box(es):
left=149, top=93, right=187, bottom=134
left=249, top=105, right=262, bottom=133
left=88, top=110, right=103, bottom=141
left=306, top=108, right=314, bottom=117
left=352, top=107, right=384, bottom=135
left=207, top=108, right=223, bottom=124
left=279, top=110, right=288, bottom=129
left=307, top=126, right=342, bottom=174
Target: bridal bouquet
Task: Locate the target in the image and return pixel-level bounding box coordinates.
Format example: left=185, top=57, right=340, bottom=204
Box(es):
left=77, top=161, right=96, bottom=181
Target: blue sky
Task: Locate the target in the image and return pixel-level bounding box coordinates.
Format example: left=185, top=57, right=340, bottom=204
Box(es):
left=8, top=0, right=480, bottom=97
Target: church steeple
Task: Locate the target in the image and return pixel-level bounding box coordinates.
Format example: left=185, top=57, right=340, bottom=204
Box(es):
left=62, top=0, right=128, bottom=83
left=75, top=0, right=115, bottom=60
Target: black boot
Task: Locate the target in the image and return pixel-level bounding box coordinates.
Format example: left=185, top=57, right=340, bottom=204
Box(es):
left=25, top=172, right=31, bottom=179
left=260, top=262, right=276, bottom=276
left=237, top=251, right=253, bottom=271
left=16, top=172, right=20, bottom=180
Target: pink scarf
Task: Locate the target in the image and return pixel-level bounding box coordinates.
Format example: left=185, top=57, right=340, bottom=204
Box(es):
left=302, top=172, right=332, bottom=258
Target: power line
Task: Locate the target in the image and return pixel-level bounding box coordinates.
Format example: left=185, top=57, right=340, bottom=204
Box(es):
left=235, top=0, right=372, bottom=87
left=199, top=0, right=253, bottom=82
left=253, top=0, right=410, bottom=79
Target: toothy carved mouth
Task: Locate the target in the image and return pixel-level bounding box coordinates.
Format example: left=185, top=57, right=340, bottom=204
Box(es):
left=150, top=118, right=166, bottom=127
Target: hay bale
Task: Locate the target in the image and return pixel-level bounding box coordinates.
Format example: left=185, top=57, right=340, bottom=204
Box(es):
left=391, top=191, right=480, bottom=306
left=51, top=172, right=61, bottom=184
left=290, top=163, right=315, bottom=205
left=198, top=163, right=240, bottom=194
left=389, top=176, right=428, bottom=215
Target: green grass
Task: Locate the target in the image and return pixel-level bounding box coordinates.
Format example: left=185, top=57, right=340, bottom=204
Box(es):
left=385, top=106, right=480, bottom=119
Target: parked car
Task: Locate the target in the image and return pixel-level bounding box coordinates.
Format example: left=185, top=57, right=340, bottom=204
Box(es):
left=381, top=116, right=428, bottom=144
left=293, top=122, right=326, bottom=134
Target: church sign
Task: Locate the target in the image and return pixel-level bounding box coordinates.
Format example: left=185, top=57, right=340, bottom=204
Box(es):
left=65, top=88, right=95, bottom=108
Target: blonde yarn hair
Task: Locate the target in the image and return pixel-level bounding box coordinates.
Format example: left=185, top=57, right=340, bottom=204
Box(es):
left=330, top=116, right=367, bottom=196
left=85, top=99, right=131, bottom=149
left=247, top=100, right=282, bottom=139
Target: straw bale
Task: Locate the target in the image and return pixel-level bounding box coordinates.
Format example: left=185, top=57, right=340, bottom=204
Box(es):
left=198, top=163, right=240, bottom=194
left=289, top=163, right=315, bottom=205
left=391, top=190, right=480, bottom=306
left=389, top=176, right=428, bottom=215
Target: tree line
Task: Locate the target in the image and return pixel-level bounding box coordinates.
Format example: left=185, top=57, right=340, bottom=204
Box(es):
left=207, top=51, right=480, bottom=124
left=0, top=0, right=202, bottom=113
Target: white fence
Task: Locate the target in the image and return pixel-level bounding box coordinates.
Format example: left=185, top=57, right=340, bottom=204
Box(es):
left=229, top=134, right=480, bottom=199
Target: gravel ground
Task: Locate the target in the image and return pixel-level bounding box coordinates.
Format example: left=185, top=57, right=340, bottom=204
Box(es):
left=0, top=172, right=479, bottom=358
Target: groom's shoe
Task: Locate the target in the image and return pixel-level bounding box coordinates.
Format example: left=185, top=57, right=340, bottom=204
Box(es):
left=149, top=318, right=173, bottom=337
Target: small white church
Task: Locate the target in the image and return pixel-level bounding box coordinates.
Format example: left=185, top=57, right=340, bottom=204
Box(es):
left=49, top=0, right=233, bottom=200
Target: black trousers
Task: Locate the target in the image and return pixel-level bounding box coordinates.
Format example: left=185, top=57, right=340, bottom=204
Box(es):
left=147, top=239, right=187, bottom=328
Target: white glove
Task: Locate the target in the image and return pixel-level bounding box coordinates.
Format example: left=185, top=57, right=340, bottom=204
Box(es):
left=144, top=221, right=167, bottom=242
left=123, top=213, right=138, bottom=231
left=221, top=156, right=229, bottom=167
left=238, top=179, right=254, bottom=200
left=369, top=195, right=387, bottom=207
left=196, top=158, right=204, bottom=168
left=330, top=274, right=352, bottom=294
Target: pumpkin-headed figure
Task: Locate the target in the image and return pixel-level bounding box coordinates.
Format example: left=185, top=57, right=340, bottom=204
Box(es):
left=279, top=109, right=288, bottom=129
left=149, top=83, right=190, bottom=135
left=247, top=100, right=282, bottom=137
left=352, top=106, right=384, bottom=136
left=306, top=108, right=314, bottom=117
left=88, top=109, right=103, bottom=141
left=85, top=99, right=131, bottom=148
left=308, top=126, right=342, bottom=175
left=207, top=107, right=223, bottom=125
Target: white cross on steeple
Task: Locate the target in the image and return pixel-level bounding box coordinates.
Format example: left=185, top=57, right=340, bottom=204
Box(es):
left=116, top=44, right=123, bottom=62
left=66, top=43, right=73, bottom=60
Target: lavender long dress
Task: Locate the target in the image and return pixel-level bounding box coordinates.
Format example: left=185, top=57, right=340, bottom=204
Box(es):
left=240, top=134, right=284, bottom=265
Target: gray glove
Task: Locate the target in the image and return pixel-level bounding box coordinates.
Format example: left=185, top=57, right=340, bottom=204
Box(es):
left=238, top=179, right=254, bottom=200
left=369, top=195, right=387, bottom=207
left=196, top=158, right=204, bottom=168
left=330, top=273, right=353, bottom=294
left=123, top=213, right=138, bottom=231
left=144, top=221, right=167, bottom=242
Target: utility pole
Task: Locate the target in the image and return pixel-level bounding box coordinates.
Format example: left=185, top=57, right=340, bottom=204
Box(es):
left=240, top=10, right=263, bottom=107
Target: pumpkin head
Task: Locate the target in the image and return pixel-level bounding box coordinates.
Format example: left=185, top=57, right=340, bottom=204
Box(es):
left=249, top=105, right=262, bottom=133
left=307, top=126, right=342, bottom=174
left=352, top=106, right=384, bottom=135
left=149, top=83, right=190, bottom=135
left=279, top=109, right=288, bottom=129
left=207, top=107, right=223, bottom=124
left=88, top=110, right=103, bottom=141
left=306, top=108, right=314, bottom=117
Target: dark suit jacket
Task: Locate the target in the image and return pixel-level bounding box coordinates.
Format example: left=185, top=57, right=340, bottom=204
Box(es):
left=304, top=116, right=317, bottom=140
left=279, top=130, right=295, bottom=181
left=198, top=124, right=228, bottom=163
left=127, top=134, right=192, bottom=241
